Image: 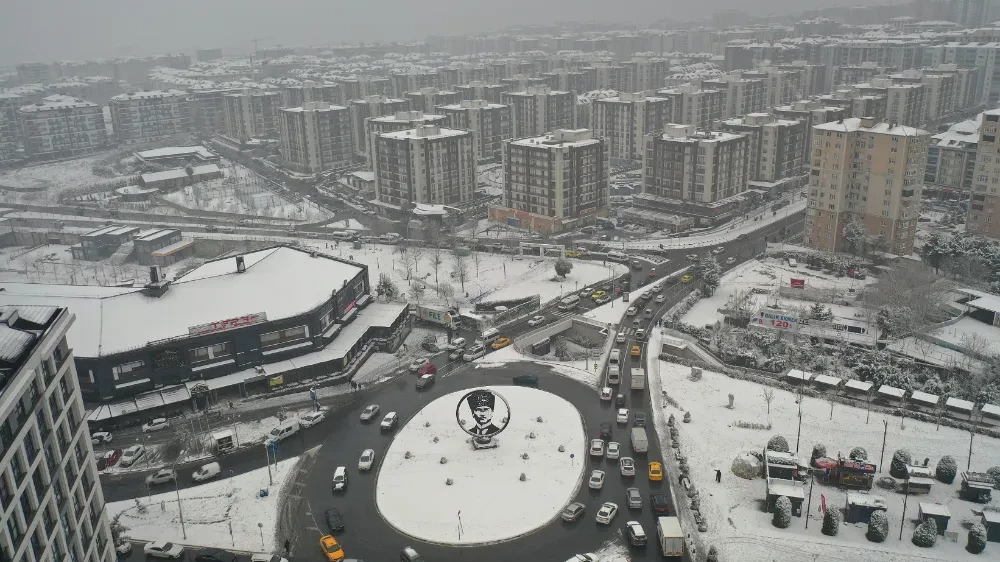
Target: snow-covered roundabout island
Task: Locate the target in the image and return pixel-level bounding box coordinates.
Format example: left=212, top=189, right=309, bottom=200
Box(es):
left=375, top=385, right=586, bottom=545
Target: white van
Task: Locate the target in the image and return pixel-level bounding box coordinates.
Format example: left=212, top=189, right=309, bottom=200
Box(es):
left=609, top=349, right=621, bottom=364
left=788, top=258, right=798, bottom=268
left=192, top=462, right=221, bottom=482
left=332, top=231, right=355, bottom=241
left=608, top=363, right=622, bottom=385
left=379, top=233, right=401, bottom=244
left=267, top=420, right=300, bottom=443
left=607, top=250, right=628, bottom=262
left=480, top=327, right=500, bottom=345
left=463, top=344, right=486, bottom=361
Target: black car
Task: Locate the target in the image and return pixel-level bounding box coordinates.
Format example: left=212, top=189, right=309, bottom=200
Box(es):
left=194, top=549, right=238, bottom=562
left=650, top=493, right=671, bottom=515
left=615, top=394, right=626, bottom=407
left=416, top=374, right=435, bottom=390
left=599, top=422, right=613, bottom=439
left=513, top=374, right=539, bottom=387
left=325, top=507, right=345, bottom=532
left=633, top=412, right=646, bottom=427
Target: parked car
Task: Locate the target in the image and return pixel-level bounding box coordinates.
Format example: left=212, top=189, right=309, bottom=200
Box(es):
left=408, top=358, right=429, bottom=372
left=561, top=502, right=586, bottom=522
left=687, top=254, right=698, bottom=261
left=300, top=411, right=326, bottom=428
left=145, top=469, right=176, bottom=486
left=620, top=457, right=636, bottom=476
left=589, top=439, right=605, bottom=457
left=448, top=347, right=465, bottom=361
left=626, top=487, right=643, bottom=509
left=589, top=470, right=606, bottom=490
left=416, top=374, right=435, bottom=390
left=358, top=449, right=375, bottom=471
left=120, top=445, right=145, bottom=468
left=606, top=441, right=621, bottom=460
left=194, top=548, right=238, bottom=562
left=596, top=502, right=619, bottom=524
left=380, top=412, right=399, bottom=431
left=528, top=315, right=546, bottom=326
left=449, top=337, right=466, bottom=349
left=681, top=275, right=693, bottom=283
left=91, top=431, right=112, bottom=445
left=726, top=256, right=736, bottom=264
left=713, top=246, right=725, bottom=254
left=418, top=362, right=437, bottom=376
left=512, top=374, right=539, bottom=386
left=98, top=448, right=123, bottom=470
left=332, top=466, right=348, bottom=491
left=250, top=555, right=288, bottom=562
left=595, top=294, right=611, bottom=304
left=192, top=462, right=222, bottom=483
left=143, top=541, right=184, bottom=559
left=325, top=507, right=345, bottom=532
left=142, top=418, right=170, bottom=433
left=360, top=404, right=380, bottom=421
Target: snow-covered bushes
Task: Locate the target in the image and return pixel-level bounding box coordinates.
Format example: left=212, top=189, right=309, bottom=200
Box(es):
left=849, top=447, right=868, bottom=461
left=912, top=518, right=937, bottom=547
left=866, top=510, right=889, bottom=543
left=889, top=449, right=912, bottom=479
left=988, top=466, right=1000, bottom=489
left=821, top=508, right=841, bottom=536
left=810, top=444, right=826, bottom=466
left=935, top=455, right=957, bottom=484
left=667, top=290, right=703, bottom=321
left=683, top=411, right=691, bottom=423
left=967, top=523, right=987, bottom=554
left=766, top=435, right=790, bottom=453
left=772, top=496, right=792, bottom=528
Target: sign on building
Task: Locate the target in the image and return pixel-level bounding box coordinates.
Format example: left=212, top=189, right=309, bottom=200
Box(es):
left=790, top=278, right=805, bottom=288
left=189, top=312, right=268, bottom=336
left=751, top=309, right=800, bottom=331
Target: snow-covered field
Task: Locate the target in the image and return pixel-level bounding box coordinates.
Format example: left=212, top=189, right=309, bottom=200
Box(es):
left=375, top=385, right=585, bottom=545
left=0, top=152, right=112, bottom=192
left=109, top=457, right=298, bottom=553
left=321, top=218, right=368, bottom=231
left=646, top=341, right=1000, bottom=562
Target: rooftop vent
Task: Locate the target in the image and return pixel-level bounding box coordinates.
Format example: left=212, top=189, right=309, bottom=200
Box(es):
left=0, top=308, right=20, bottom=328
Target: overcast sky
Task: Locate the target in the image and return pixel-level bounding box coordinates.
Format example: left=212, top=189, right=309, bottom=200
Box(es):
left=2, top=0, right=879, bottom=65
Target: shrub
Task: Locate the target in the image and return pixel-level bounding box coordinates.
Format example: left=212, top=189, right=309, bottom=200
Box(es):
left=810, top=444, right=826, bottom=466
left=849, top=446, right=868, bottom=462
left=683, top=411, right=692, bottom=423
left=967, top=523, right=987, bottom=554
left=773, top=496, right=792, bottom=528
left=866, top=510, right=889, bottom=543
left=889, top=449, right=912, bottom=479
left=821, top=508, right=841, bottom=536
left=935, top=456, right=958, bottom=484
left=766, top=435, right=790, bottom=453
left=912, top=518, right=937, bottom=547
left=987, top=466, right=1000, bottom=489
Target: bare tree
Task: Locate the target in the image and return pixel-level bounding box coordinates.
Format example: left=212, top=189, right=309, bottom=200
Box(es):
left=762, top=388, right=775, bottom=417
left=410, top=246, right=423, bottom=275
left=827, top=389, right=837, bottom=420
left=865, top=385, right=877, bottom=424
left=453, top=252, right=469, bottom=293
left=430, top=246, right=444, bottom=293
left=438, top=283, right=455, bottom=306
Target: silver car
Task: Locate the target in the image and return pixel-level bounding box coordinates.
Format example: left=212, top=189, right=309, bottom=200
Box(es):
left=626, top=487, right=642, bottom=509
left=561, top=502, right=585, bottom=522
left=360, top=404, right=380, bottom=421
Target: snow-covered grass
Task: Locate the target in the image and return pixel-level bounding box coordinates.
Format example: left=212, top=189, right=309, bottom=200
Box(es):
left=646, top=345, right=1000, bottom=562
left=109, top=457, right=298, bottom=553
left=0, top=152, right=114, bottom=192
left=375, top=386, right=585, bottom=545
left=321, top=218, right=368, bottom=231
left=474, top=346, right=603, bottom=388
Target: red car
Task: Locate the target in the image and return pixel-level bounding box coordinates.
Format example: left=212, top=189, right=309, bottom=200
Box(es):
left=418, top=363, right=437, bottom=376
left=97, top=448, right=123, bottom=470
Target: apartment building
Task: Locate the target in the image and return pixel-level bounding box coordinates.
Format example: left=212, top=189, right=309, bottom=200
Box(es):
left=967, top=109, right=1000, bottom=238
left=856, top=78, right=928, bottom=129
left=591, top=93, right=672, bottom=164
left=887, top=70, right=958, bottom=123
left=365, top=110, right=448, bottom=163
left=502, top=86, right=576, bottom=138
left=456, top=82, right=509, bottom=105
left=1, top=93, right=25, bottom=149
left=701, top=73, right=767, bottom=118
left=776, top=61, right=829, bottom=98
left=656, top=85, right=725, bottom=131
left=16, top=63, right=54, bottom=85
left=719, top=113, right=807, bottom=191
left=17, top=95, right=108, bottom=160
left=335, top=76, right=391, bottom=105
left=277, top=102, right=354, bottom=174
left=489, top=129, right=608, bottom=233
left=0, top=305, right=114, bottom=562
left=405, top=88, right=462, bottom=114
left=621, top=56, right=671, bottom=93
left=186, top=88, right=241, bottom=135
left=804, top=117, right=929, bottom=255
left=109, top=90, right=191, bottom=145
left=833, top=62, right=897, bottom=89
left=280, top=81, right=339, bottom=108
left=539, top=69, right=590, bottom=95
left=814, top=89, right=887, bottom=120
left=436, top=100, right=512, bottom=161
left=921, top=42, right=998, bottom=104
left=391, top=72, right=442, bottom=98
left=0, top=111, right=15, bottom=165
left=926, top=116, right=980, bottom=199
left=774, top=100, right=847, bottom=154
left=439, top=64, right=488, bottom=88
left=372, top=125, right=476, bottom=212
left=222, top=90, right=280, bottom=141
left=745, top=67, right=804, bottom=107
left=348, top=95, right=408, bottom=156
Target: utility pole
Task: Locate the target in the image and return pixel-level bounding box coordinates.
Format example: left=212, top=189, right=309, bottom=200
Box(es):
left=879, top=420, right=888, bottom=472
left=264, top=442, right=273, bottom=486
left=804, top=472, right=815, bottom=529
left=898, top=481, right=909, bottom=541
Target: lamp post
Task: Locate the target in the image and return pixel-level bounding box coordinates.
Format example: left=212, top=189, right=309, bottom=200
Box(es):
left=264, top=442, right=273, bottom=486
left=258, top=522, right=265, bottom=550
left=879, top=420, right=888, bottom=473
left=172, top=449, right=187, bottom=540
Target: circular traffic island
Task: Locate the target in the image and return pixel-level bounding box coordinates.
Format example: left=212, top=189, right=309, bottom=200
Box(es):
left=375, top=385, right=586, bottom=546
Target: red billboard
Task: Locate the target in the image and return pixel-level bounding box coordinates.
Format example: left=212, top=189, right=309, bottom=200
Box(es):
left=790, top=278, right=805, bottom=288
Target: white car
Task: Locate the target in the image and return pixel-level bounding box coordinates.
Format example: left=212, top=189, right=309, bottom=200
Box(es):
left=600, top=387, right=613, bottom=401
left=408, top=358, right=429, bottom=372
left=144, top=469, right=176, bottom=486
left=90, top=431, right=112, bottom=445
left=448, top=348, right=464, bottom=361
left=566, top=555, right=598, bottom=562
left=616, top=408, right=629, bottom=424
left=596, top=502, right=619, bottom=524
left=360, top=404, right=380, bottom=421
left=615, top=333, right=626, bottom=344
left=589, top=439, right=605, bottom=457
left=119, top=445, right=145, bottom=467
left=626, top=306, right=638, bottom=316
left=527, top=315, right=546, bottom=326
left=620, top=457, right=636, bottom=476
left=143, top=540, right=184, bottom=559
left=606, top=441, right=621, bottom=460
left=358, top=448, right=375, bottom=471
left=381, top=412, right=399, bottom=431
left=450, top=337, right=466, bottom=349
left=588, top=470, right=606, bottom=490
left=299, top=411, right=325, bottom=428
left=687, top=254, right=698, bottom=261
left=142, top=418, right=170, bottom=433
left=655, top=294, right=665, bottom=304
left=726, top=256, right=736, bottom=264
left=251, top=555, right=289, bottom=562
left=713, top=246, right=725, bottom=255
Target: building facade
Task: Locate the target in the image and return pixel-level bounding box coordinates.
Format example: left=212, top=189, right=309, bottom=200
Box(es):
left=109, top=90, right=191, bottom=145
left=701, top=74, right=767, bottom=118
left=456, top=82, right=509, bottom=105
left=372, top=125, right=476, bottom=212
left=277, top=103, right=354, bottom=174
left=17, top=95, right=107, bottom=160
left=926, top=117, right=980, bottom=200
left=591, top=93, right=672, bottom=164
left=405, top=89, right=461, bottom=113
left=348, top=96, right=408, bottom=156
left=968, top=108, right=1000, bottom=238
left=502, top=86, right=576, bottom=138
left=719, top=113, right=807, bottom=190
left=436, top=100, right=512, bottom=162
left=365, top=111, right=448, bottom=163
left=222, top=90, right=280, bottom=141
left=656, top=85, right=725, bottom=131
left=280, top=81, right=339, bottom=108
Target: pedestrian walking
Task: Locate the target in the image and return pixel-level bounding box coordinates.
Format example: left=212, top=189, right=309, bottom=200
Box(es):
left=284, top=539, right=291, bottom=555
left=715, top=469, right=722, bottom=483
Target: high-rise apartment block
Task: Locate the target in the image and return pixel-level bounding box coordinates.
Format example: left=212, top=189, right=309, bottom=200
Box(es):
left=277, top=102, right=354, bottom=174
left=405, top=88, right=462, bottom=114
left=656, top=85, right=725, bottom=131
left=0, top=305, right=114, bottom=562
left=17, top=95, right=108, bottom=160
left=701, top=74, right=767, bottom=118
left=222, top=90, right=280, bottom=141
left=16, top=62, right=54, bottom=85
left=349, top=95, right=408, bottom=156
left=187, top=88, right=241, bottom=135
left=502, top=86, right=576, bottom=138
left=365, top=110, right=448, bottom=162
left=280, top=81, right=340, bottom=108
left=372, top=125, right=476, bottom=212
left=926, top=117, right=980, bottom=199
left=591, top=92, right=672, bottom=164
left=967, top=109, right=1000, bottom=238
left=437, top=100, right=512, bottom=162
left=109, top=90, right=191, bottom=145
left=391, top=72, right=443, bottom=98
left=621, top=56, right=670, bottom=93
left=857, top=78, right=928, bottom=128
left=490, top=129, right=608, bottom=233
left=719, top=113, right=807, bottom=191
left=745, top=67, right=804, bottom=107
left=456, top=82, right=508, bottom=105
left=804, top=117, right=929, bottom=254
left=335, top=76, right=391, bottom=105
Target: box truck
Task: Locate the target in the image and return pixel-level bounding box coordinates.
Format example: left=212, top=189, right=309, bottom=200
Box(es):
left=656, top=516, right=684, bottom=557
left=631, top=368, right=646, bottom=391
left=630, top=427, right=648, bottom=454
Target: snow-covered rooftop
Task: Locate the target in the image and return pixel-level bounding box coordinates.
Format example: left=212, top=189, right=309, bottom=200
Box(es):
left=140, top=164, right=221, bottom=184
left=918, top=502, right=951, bottom=517
left=785, top=369, right=812, bottom=382
left=910, top=391, right=939, bottom=405
left=812, top=374, right=841, bottom=387
left=136, top=145, right=218, bottom=161
left=110, top=89, right=188, bottom=101
left=379, top=126, right=469, bottom=140
left=814, top=117, right=927, bottom=137
left=19, top=94, right=98, bottom=113
left=844, top=379, right=873, bottom=392
left=945, top=396, right=973, bottom=412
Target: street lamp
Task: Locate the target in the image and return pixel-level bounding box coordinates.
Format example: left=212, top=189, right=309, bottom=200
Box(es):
left=172, top=449, right=187, bottom=540
left=258, top=522, right=265, bottom=550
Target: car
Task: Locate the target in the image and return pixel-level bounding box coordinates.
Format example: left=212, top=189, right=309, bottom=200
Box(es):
left=512, top=374, right=539, bottom=386
left=615, top=393, right=626, bottom=407
left=251, top=556, right=288, bottom=562
left=561, top=502, right=586, bottom=522
left=142, top=418, right=170, bottom=433
left=579, top=287, right=594, bottom=297
left=565, top=554, right=598, bottom=562
left=300, top=411, right=325, bottom=428
left=116, top=542, right=133, bottom=556
left=648, top=461, right=664, bottom=481
left=380, top=412, right=399, bottom=431
left=626, top=306, right=637, bottom=316
left=630, top=345, right=641, bottom=357
left=626, top=487, right=643, bottom=509
left=599, top=422, right=613, bottom=439
left=596, top=502, right=619, bottom=524
left=408, top=358, right=429, bottom=372
left=417, top=362, right=437, bottom=376
left=416, top=374, right=435, bottom=389
left=681, top=274, right=693, bottom=283
left=687, top=254, right=699, bottom=261
left=595, top=294, right=612, bottom=304
left=319, top=535, right=345, bottom=561
left=98, top=448, right=123, bottom=470
left=591, top=290, right=607, bottom=300
left=91, top=431, right=112, bottom=445
left=625, top=520, right=648, bottom=546
left=120, top=445, right=145, bottom=468
left=194, top=548, right=238, bottom=562
left=589, top=439, right=605, bottom=457
left=448, top=348, right=465, bottom=361
left=325, top=507, right=345, bottom=532
left=589, top=470, right=606, bottom=490
left=726, top=256, right=736, bottom=264
left=635, top=329, right=646, bottom=341
left=144, top=541, right=185, bottom=559
left=449, top=337, right=467, bottom=349
left=358, top=449, right=375, bottom=471
left=655, top=283, right=665, bottom=293
left=620, top=457, right=636, bottom=476
left=332, top=466, right=348, bottom=491
left=609, top=349, right=620, bottom=362
left=650, top=493, right=670, bottom=514
left=606, top=441, right=621, bottom=460
left=615, top=332, right=626, bottom=344
left=634, top=412, right=646, bottom=427
left=713, top=246, right=725, bottom=254
left=655, top=294, right=665, bottom=304
left=600, top=387, right=613, bottom=401
left=528, top=315, right=546, bottom=326
left=145, top=469, right=176, bottom=486
left=565, top=250, right=581, bottom=258
left=616, top=408, right=629, bottom=424
left=492, top=337, right=512, bottom=349
left=360, top=404, right=380, bottom=421
left=192, top=462, right=221, bottom=483
left=463, top=344, right=486, bottom=361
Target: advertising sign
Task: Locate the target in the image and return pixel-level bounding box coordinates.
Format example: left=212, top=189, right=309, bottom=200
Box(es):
left=751, top=309, right=800, bottom=331
left=790, top=278, right=805, bottom=288
left=268, top=375, right=284, bottom=388
left=189, top=312, right=267, bottom=336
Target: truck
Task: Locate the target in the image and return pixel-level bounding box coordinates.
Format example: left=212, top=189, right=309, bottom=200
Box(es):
left=656, top=516, right=684, bottom=557
left=631, top=367, right=646, bottom=391
left=630, top=427, right=648, bottom=454
left=413, top=304, right=455, bottom=328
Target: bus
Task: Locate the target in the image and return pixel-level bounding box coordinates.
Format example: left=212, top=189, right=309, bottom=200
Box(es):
left=558, top=294, right=581, bottom=311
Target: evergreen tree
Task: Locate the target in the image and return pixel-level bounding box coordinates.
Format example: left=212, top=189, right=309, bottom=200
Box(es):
left=967, top=523, right=987, bottom=554
left=554, top=258, right=573, bottom=278
left=920, top=232, right=948, bottom=274
left=890, top=449, right=912, bottom=479
left=866, top=510, right=889, bottom=543
left=912, top=517, right=937, bottom=547
left=772, top=496, right=792, bottom=529
left=821, top=508, right=841, bottom=536
left=810, top=443, right=827, bottom=466
left=698, top=255, right=722, bottom=297
left=935, top=455, right=958, bottom=484
left=766, top=434, right=789, bottom=453
left=849, top=447, right=868, bottom=462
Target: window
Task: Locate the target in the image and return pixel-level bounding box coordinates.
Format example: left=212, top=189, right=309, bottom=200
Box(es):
left=188, top=343, right=232, bottom=364
left=260, top=325, right=309, bottom=347
left=111, top=361, right=144, bottom=380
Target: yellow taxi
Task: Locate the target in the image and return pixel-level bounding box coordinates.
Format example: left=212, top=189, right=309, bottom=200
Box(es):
left=591, top=290, right=607, bottom=300
left=565, top=250, right=581, bottom=258
left=680, top=274, right=694, bottom=283
left=320, top=535, right=345, bottom=561
left=648, top=461, right=664, bottom=481
left=492, top=337, right=512, bottom=350
left=630, top=345, right=642, bottom=357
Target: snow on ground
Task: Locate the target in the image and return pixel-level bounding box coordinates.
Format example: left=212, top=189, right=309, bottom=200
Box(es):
left=930, top=316, right=1000, bottom=355
left=477, top=163, right=503, bottom=196
left=109, top=457, right=298, bottom=553
left=375, top=385, right=586, bottom=545
left=591, top=536, right=630, bottom=561
left=321, top=218, right=368, bottom=231
left=0, top=152, right=112, bottom=193
left=647, top=347, right=1000, bottom=562
left=0, top=244, right=206, bottom=287
left=474, top=346, right=603, bottom=388
left=584, top=277, right=661, bottom=325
